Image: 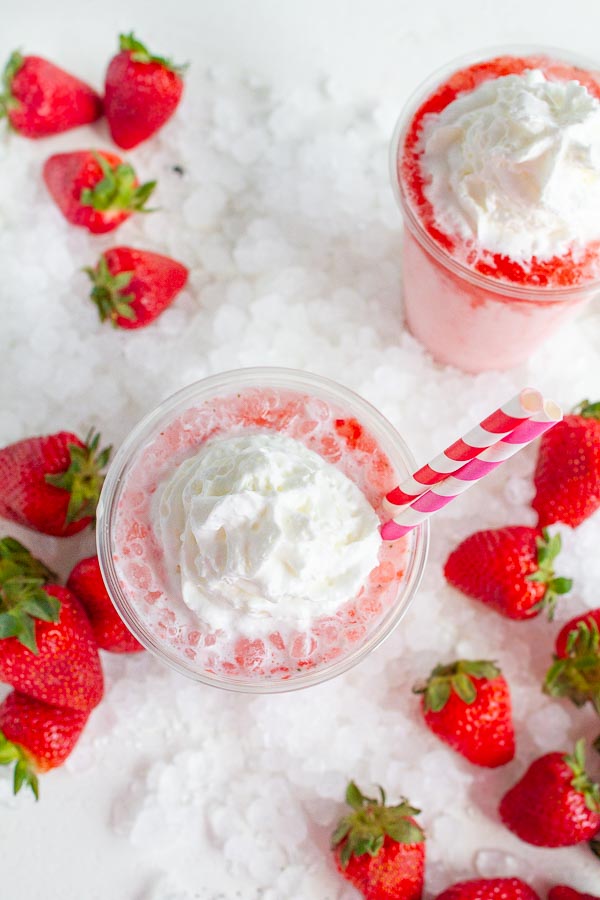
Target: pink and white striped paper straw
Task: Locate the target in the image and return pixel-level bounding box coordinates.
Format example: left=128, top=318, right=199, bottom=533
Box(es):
left=381, top=397, right=562, bottom=541
left=385, top=387, right=543, bottom=512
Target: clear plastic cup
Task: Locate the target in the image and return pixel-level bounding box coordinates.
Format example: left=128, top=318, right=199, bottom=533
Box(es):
left=390, top=47, right=600, bottom=373
left=96, top=368, right=429, bottom=694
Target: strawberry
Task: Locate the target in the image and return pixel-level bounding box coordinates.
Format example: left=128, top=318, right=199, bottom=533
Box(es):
left=434, top=878, right=540, bottom=900
left=84, top=247, right=188, bottom=328
left=331, top=781, right=425, bottom=900
left=544, top=610, right=600, bottom=715
left=104, top=33, right=185, bottom=149
left=0, top=691, right=89, bottom=799
left=444, top=526, right=572, bottom=620
left=43, top=150, right=156, bottom=234
left=533, top=400, right=600, bottom=528
left=0, top=538, right=103, bottom=712
left=0, top=429, right=110, bottom=536
left=499, top=739, right=600, bottom=847
left=67, top=555, right=144, bottom=653
left=548, top=888, right=600, bottom=900
left=414, top=659, right=515, bottom=767
left=0, top=51, right=102, bottom=138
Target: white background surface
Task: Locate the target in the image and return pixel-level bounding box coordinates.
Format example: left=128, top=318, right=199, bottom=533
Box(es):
left=2, top=1, right=600, bottom=898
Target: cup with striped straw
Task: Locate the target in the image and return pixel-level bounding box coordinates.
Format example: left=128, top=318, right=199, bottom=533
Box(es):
left=381, top=391, right=561, bottom=541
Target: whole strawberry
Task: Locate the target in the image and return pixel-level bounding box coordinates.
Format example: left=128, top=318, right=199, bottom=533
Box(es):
left=544, top=610, right=600, bottom=715
left=0, top=51, right=102, bottom=137
left=444, top=526, right=572, bottom=620
left=43, top=150, right=156, bottom=234
left=104, top=33, right=185, bottom=149
left=0, top=429, right=110, bottom=536
left=84, top=247, right=188, bottom=328
left=0, top=691, right=89, bottom=799
left=499, top=740, right=600, bottom=847
left=331, top=781, right=425, bottom=900
left=0, top=539, right=103, bottom=712
left=549, top=888, right=600, bottom=900
left=434, top=878, right=540, bottom=900
left=414, top=659, right=515, bottom=767
left=533, top=400, right=600, bottom=528
left=67, top=555, right=144, bottom=653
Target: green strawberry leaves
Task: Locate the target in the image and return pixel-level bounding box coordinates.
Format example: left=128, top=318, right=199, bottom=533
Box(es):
left=527, top=529, right=572, bottom=620
left=84, top=255, right=136, bottom=325
left=414, top=659, right=500, bottom=712
left=0, top=50, right=24, bottom=120
left=331, top=781, right=424, bottom=868
left=573, top=399, right=600, bottom=421
left=80, top=152, right=157, bottom=213
left=564, top=739, right=600, bottom=814
left=119, top=32, right=187, bottom=76
left=0, top=539, right=59, bottom=653
left=45, top=428, right=112, bottom=524
left=544, top=619, right=600, bottom=715
left=0, top=731, right=39, bottom=799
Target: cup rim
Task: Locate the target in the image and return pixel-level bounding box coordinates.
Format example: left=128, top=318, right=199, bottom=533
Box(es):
left=96, top=367, right=430, bottom=694
left=389, top=44, right=600, bottom=302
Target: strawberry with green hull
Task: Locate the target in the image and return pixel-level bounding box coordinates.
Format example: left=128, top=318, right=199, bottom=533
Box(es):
left=544, top=610, right=600, bottom=715
left=0, top=429, right=110, bottom=536
left=549, top=888, right=600, bottom=900
left=85, top=247, right=188, bottom=328
left=0, top=691, right=89, bottom=799
left=414, top=659, right=515, bottom=767
left=104, top=33, right=185, bottom=149
left=43, top=150, right=156, bottom=234
left=434, top=879, right=540, bottom=900
left=444, top=526, right=572, bottom=620
left=0, top=539, right=103, bottom=712
left=533, top=400, right=600, bottom=528
left=499, top=740, right=600, bottom=847
left=0, top=51, right=102, bottom=137
left=331, top=781, right=425, bottom=900
left=67, top=555, right=144, bottom=653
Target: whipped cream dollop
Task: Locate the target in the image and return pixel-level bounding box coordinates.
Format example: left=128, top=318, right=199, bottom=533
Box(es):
left=154, top=432, right=381, bottom=632
left=420, top=69, right=600, bottom=261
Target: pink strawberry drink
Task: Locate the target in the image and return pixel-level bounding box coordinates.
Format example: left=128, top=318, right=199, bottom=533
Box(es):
left=97, top=369, right=428, bottom=692
left=392, top=49, right=600, bottom=373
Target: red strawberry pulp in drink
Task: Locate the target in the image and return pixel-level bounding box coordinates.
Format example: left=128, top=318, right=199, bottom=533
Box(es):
left=110, top=387, right=413, bottom=682
left=393, top=52, right=600, bottom=371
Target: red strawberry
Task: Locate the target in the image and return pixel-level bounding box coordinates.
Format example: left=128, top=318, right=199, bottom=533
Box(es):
left=0, top=429, right=110, bottom=536
left=434, top=878, right=540, bottom=900
left=549, top=888, right=600, bottom=900
left=0, top=539, right=103, bottom=712
left=43, top=150, right=156, bottom=234
left=544, top=610, right=600, bottom=715
left=67, top=555, right=144, bottom=653
left=499, top=740, right=600, bottom=847
left=414, top=659, right=515, bottom=767
left=0, top=691, right=89, bottom=798
left=331, top=781, right=425, bottom=900
left=85, top=247, right=188, bottom=328
left=444, top=526, right=572, bottom=620
left=104, top=32, right=185, bottom=149
left=0, top=51, right=102, bottom=138
left=533, top=400, right=600, bottom=528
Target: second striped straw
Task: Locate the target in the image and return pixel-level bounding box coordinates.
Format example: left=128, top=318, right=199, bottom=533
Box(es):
left=381, top=390, right=561, bottom=541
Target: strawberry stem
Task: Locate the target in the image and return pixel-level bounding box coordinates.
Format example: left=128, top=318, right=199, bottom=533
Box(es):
left=413, top=659, right=500, bottom=712
left=118, top=32, right=187, bottom=75
left=44, top=429, right=112, bottom=525
left=0, top=50, right=23, bottom=120
left=544, top=620, right=600, bottom=714
left=331, top=781, right=424, bottom=868
left=564, top=739, right=600, bottom=814
left=80, top=152, right=157, bottom=214
left=0, top=539, right=59, bottom=653
left=526, top=529, right=572, bottom=620
left=572, top=399, right=600, bottom=420
left=0, top=731, right=39, bottom=799
left=84, top=256, right=136, bottom=325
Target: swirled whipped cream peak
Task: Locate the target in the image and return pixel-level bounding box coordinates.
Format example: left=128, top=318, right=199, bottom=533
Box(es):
left=154, top=432, right=381, bottom=633
left=420, top=68, right=600, bottom=262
